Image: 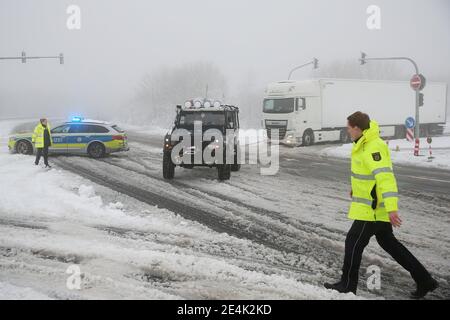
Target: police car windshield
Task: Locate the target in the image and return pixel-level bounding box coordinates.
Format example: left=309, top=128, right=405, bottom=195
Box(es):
left=263, top=98, right=295, bottom=113
left=178, top=112, right=225, bottom=128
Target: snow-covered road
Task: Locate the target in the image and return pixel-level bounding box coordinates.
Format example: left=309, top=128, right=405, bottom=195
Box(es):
left=0, top=120, right=449, bottom=299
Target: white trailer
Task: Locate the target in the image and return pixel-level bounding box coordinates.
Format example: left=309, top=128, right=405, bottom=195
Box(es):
left=262, top=78, right=447, bottom=146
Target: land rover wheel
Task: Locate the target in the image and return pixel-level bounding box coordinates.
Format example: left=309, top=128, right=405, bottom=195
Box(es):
left=231, top=146, right=241, bottom=172
left=163, top=151, right=175, bottom=179
left=217, top=164, right=231, bottom=180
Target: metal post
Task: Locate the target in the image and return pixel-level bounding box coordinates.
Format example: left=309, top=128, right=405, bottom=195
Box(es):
left=359, top=53, right=421, bottom=140
left=288, top=58, right=318, bottom=80
left=0, top=52, right=64, bottom=64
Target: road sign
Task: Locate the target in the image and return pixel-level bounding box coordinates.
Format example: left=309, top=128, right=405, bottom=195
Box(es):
left=410, top=74, right=426, bottom=91
left=405, top=117, right=415, bottom=129
left=406, top=128, right=414, bottom=142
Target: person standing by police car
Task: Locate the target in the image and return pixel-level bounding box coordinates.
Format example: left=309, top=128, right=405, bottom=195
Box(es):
left=32, top=118, right=52, bottom=168
left=324, top=111, right=438, bottom=299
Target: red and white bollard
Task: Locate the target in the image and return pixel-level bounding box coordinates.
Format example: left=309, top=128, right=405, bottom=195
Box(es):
left=406, top=128, right=414, bottom=142
left=414, top=138, right=420, bottom=156
left=427, top=137, right=434, bottom=161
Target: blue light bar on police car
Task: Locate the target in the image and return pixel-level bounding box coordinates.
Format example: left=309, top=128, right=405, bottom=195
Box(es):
left=72, top=116, right=84, bottom=122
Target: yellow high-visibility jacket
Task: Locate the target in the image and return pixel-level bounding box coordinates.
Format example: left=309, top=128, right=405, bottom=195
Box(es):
left=32, top=123, right=52, bottom=148
left=349, top=120, right=399, bottom=222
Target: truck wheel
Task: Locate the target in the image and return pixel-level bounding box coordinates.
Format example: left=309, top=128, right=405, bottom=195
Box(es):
left=339, top=129, right=351, bottom=143
left=88, top=142, right=106, bottom=158
left=302, top=130, right=314, bottom=146
left=163, top=151, right=175, bottom=179
left=217, top=164, right=231, bottom=180
left=16, top=140, right=33, bottom=155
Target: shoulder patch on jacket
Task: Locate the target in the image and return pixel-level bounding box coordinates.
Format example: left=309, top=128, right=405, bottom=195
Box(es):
left=372, top=152, right=382, bottom=161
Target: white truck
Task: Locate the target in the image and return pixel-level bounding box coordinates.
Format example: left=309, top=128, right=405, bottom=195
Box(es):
left=262, top=78, right=447, bottom=146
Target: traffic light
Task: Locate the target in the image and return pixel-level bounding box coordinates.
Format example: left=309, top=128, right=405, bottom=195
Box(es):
left=313, top=58, right=319, bottom=69
left=21, top=51, right=26, bottom=63
left=360, top=52, right=366, bottom=65
left=419, top=93, right=424, bottom=107
left=59, top=53, right=64, bottom=65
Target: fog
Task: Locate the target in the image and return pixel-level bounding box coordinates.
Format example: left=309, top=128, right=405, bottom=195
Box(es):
left=0, top=0, right=449, bottom=128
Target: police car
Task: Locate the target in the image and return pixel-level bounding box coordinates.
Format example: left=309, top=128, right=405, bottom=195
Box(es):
left=8, top=117, right=129, bottom=158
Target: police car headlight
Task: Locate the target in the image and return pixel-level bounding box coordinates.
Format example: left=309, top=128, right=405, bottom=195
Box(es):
left=204, top=100, right=211, bottom=108
left=213, top=100, right=221, bottom=108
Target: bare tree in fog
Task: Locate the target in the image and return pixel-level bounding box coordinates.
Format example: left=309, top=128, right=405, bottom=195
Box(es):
left=126, top=62, right=228, bottom=126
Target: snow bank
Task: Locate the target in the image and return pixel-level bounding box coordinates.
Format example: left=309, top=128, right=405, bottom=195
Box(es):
left=0, top=282, right=52, bottom=300
left=321, top=135, right=450, bottom=170
left=0, top=119, right=361, bottom=300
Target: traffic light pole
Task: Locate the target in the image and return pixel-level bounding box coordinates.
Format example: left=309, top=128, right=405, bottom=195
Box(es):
left=0, top=51, right=64, bottom=64
left=288, top=58, right=319, bottom=80
left=359, top=53, right=421, bottom=140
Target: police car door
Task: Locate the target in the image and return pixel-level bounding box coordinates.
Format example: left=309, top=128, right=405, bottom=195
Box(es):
left=49, top=124, right=70, bottom=153
left=67, top=124, right=88, bottom=153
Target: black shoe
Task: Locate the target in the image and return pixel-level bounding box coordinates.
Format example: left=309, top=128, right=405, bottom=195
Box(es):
left=45, top=164, right=52, bottom=169
left=410, top=278, right=438, bottom=299
left=324, top=281, right=356, bottom=294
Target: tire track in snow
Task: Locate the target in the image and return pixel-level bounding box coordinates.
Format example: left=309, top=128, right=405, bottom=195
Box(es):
left=52, top=156, right=450, bottom=299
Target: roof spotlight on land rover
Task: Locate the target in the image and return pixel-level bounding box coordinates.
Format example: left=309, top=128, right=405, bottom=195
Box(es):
left=163, top=99, right=241, bottom=181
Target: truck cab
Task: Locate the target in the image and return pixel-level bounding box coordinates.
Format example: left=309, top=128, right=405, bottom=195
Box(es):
left=262, top=79, right=447, bottom=147
left=262, top=80, right=323, bottom=146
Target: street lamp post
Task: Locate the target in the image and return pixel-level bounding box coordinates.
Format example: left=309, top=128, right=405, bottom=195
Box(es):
left=359, top=52, right=421, bottom=140
left=0, top=51, right=64, bottom=64
left=287, top=58, right=318, bottom=80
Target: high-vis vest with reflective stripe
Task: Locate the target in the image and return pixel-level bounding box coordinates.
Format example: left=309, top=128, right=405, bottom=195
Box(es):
left=349, top=120, right=399, bottom=222
left=32, top=123, right=52, bottom=148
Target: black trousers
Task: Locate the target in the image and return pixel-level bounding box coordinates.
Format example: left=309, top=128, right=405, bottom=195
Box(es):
left=340, top=220, right=432, bottom=293
left=35, top=146, right=49, bottom=166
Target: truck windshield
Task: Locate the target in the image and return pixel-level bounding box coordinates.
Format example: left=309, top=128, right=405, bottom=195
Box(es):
left=263, top=98, right=295, bottom=113
left=178, top=112, right=225, bottom=127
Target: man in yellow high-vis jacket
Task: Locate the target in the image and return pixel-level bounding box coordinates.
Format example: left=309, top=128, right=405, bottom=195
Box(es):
left=32, top=118, right=52, bottom=168
left=324, top=111, right=438, bottom=299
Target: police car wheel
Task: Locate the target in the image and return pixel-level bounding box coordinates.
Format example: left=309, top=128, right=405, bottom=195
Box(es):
left=163, top=152, right=175, bottom=179
left=217, top=164, right=231, bottom=180
left=16, top=140, right=32, bottom=155
left=88, top=142, right=106, bottom=158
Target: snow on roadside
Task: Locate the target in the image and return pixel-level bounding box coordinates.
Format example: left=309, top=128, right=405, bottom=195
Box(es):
left=321, top=135, right=450, bottom=170
left=0, top=282, right=52, bottom=300
left=318, top=119, right=450, bottom=170
left=0, top=119, right=359, bottom=300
